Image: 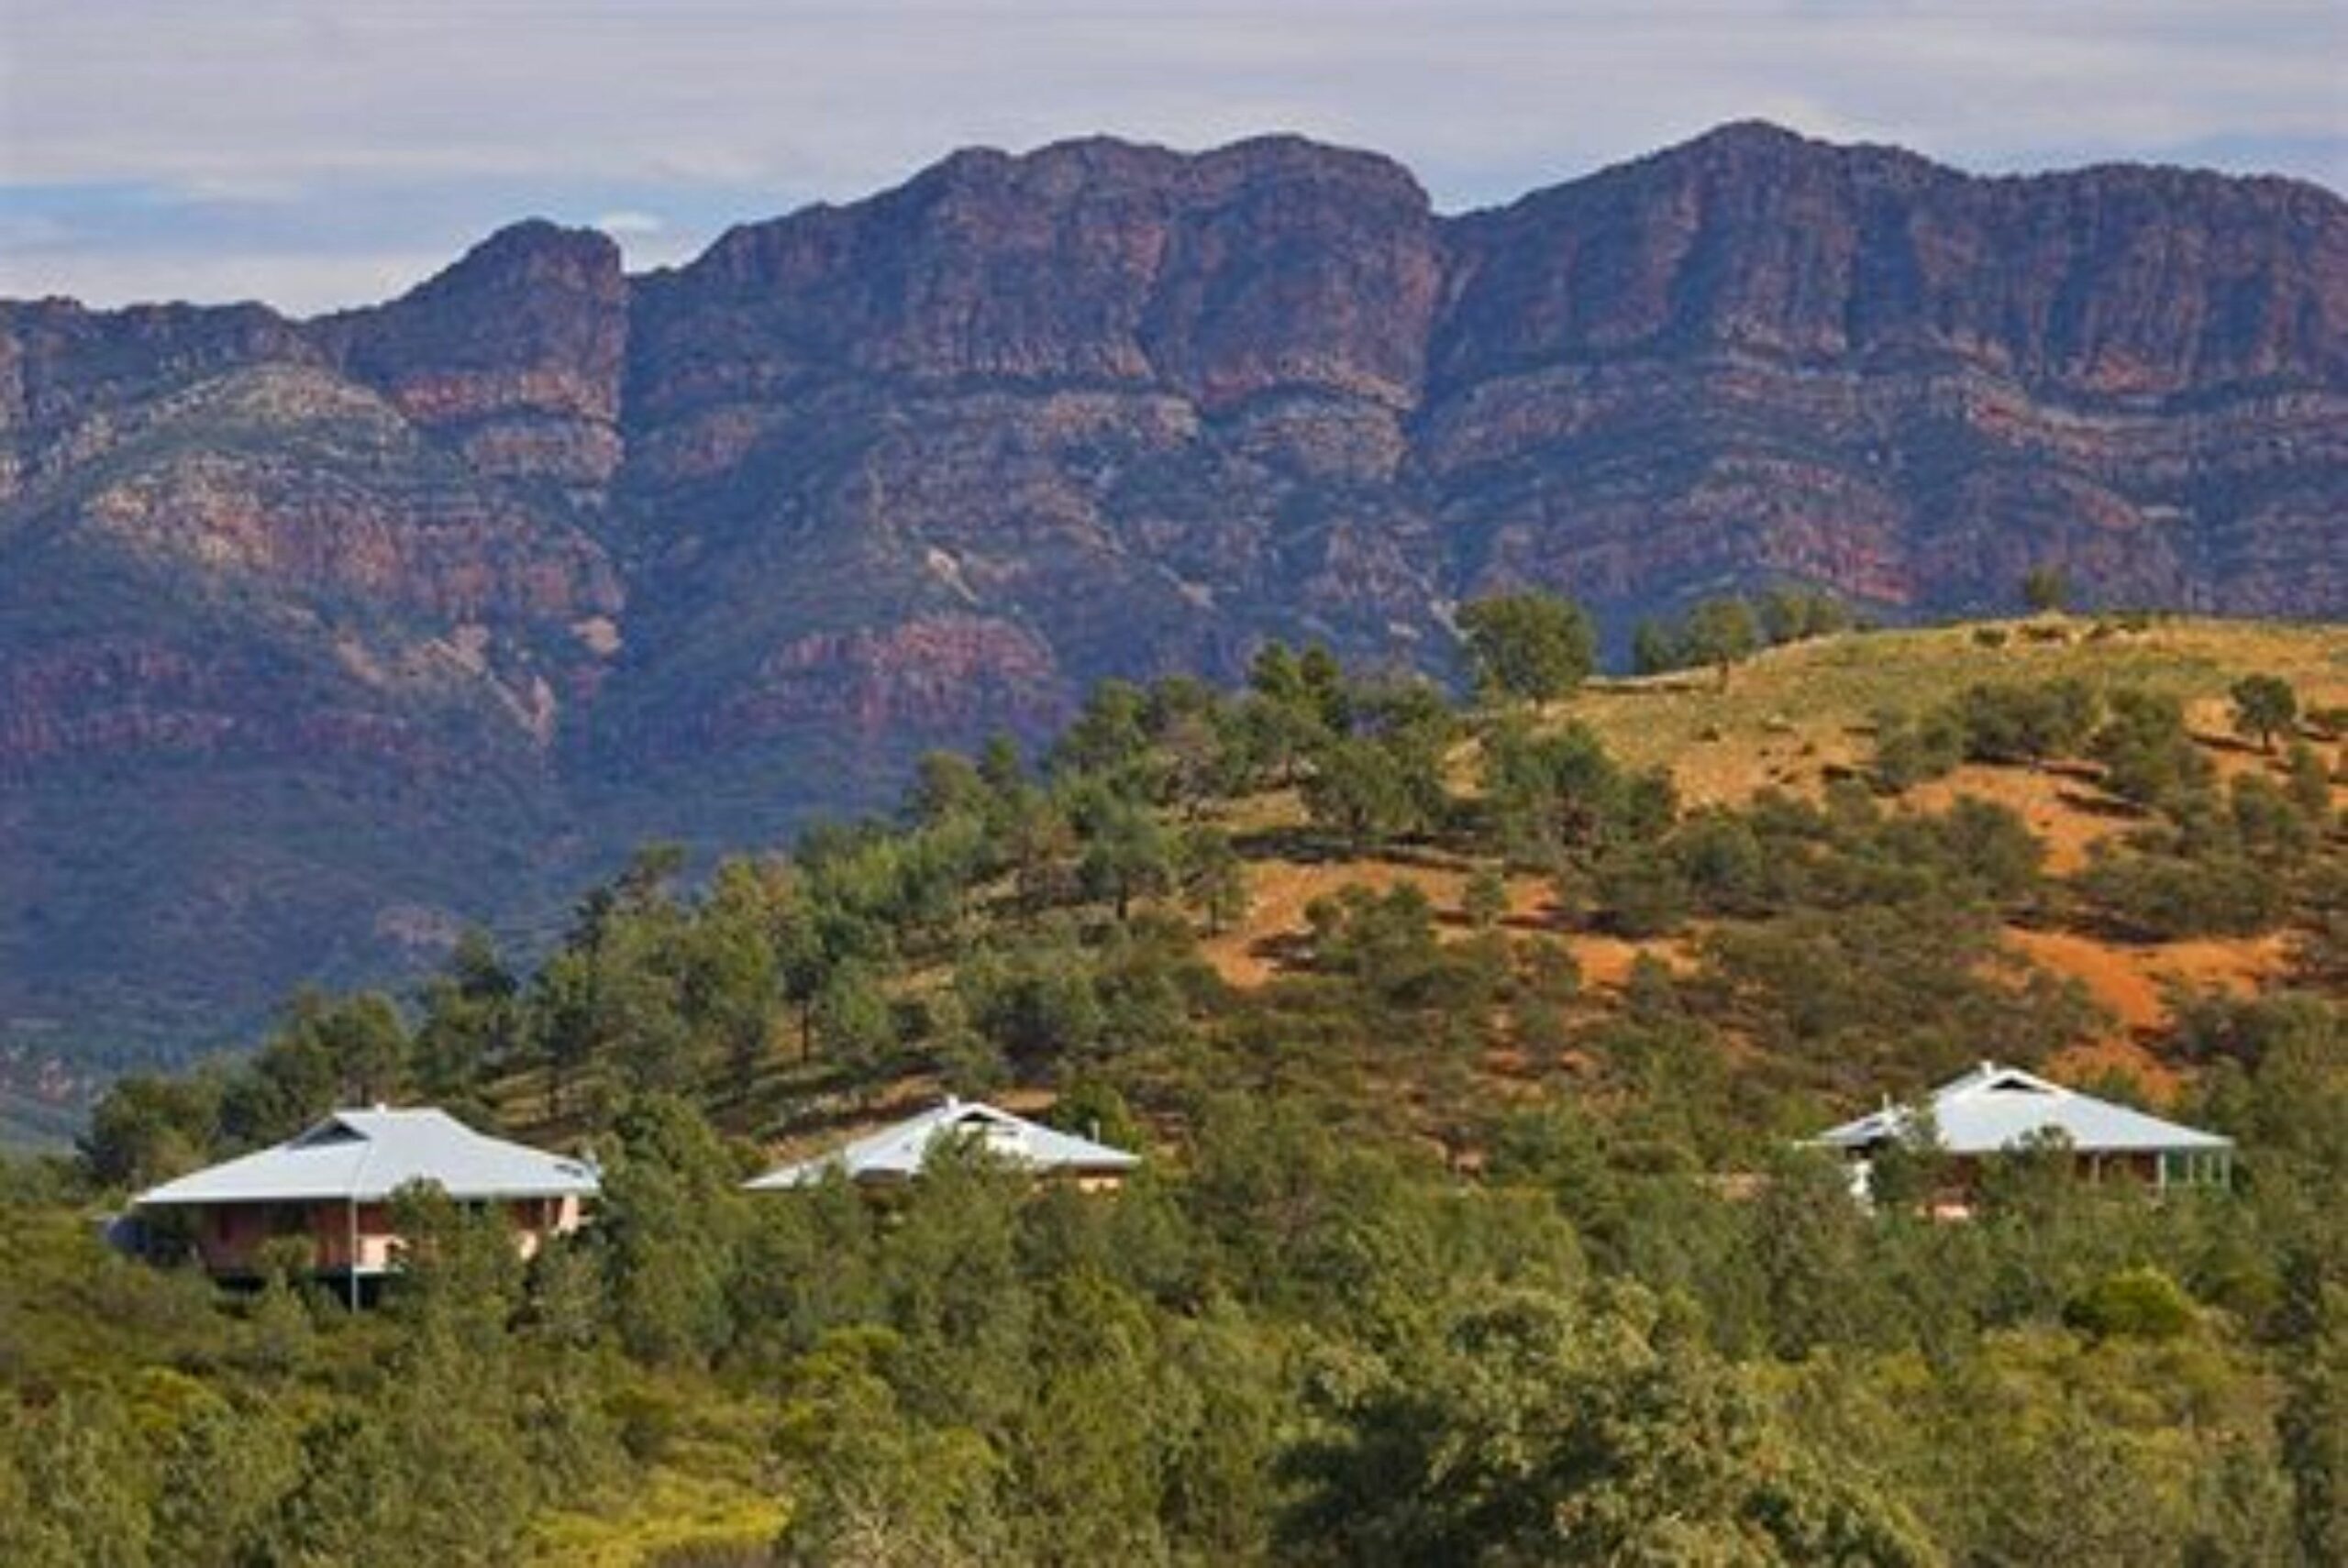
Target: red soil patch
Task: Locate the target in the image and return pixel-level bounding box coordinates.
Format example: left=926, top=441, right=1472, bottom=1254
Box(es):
left=2008, top=925, right=2296, bottom=1103
left=1201, top=857, right=1474, bottom=987
left=2008, top=926, right=2296, bottom=1034
left=1201, top=857, right=1689, bottom=991
left=1568, top=933, right=1697, bottom=988
left=1903, top=764, right=2139, bottom=876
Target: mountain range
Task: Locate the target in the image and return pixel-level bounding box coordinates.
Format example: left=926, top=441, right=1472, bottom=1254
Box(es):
left=3, top=120, right=2342, bottom=1083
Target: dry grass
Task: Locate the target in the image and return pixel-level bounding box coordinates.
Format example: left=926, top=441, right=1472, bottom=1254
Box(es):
left=1538, top=614, right=2346, bottom=809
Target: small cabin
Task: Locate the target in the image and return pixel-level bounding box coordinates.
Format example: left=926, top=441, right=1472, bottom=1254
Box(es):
left=746, top=1097, right=1140, bottom=1193
left=1808, top=1062, right=2233, bottom=1215
left=130, top=1107, right=599, bottom=1297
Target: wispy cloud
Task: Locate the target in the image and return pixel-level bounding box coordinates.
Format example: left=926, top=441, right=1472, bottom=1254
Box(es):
left=1, top=1, right=2337, bottom=312
left=593, top=211, right=666, bottom=237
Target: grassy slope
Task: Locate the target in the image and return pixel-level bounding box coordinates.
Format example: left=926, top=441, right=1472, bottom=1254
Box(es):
left=1195, top=614, right=2343, bottom=1106
left=1556, top=614, right=2345, bottom=808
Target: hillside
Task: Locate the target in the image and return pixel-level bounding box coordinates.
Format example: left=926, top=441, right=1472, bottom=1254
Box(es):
left=4, top=121, right=2345, bottom=1077
left=344, top=608, right=2338, bottom=1174
left=12, top=605, right=2342, bottom=1565
left=1187, top=615, right=2340, bottom=1111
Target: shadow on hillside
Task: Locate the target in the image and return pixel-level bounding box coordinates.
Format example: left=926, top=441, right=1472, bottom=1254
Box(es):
left=1227, top=827, right=1473, bottom=872
left=2054, top=787, right=2150, bottom=823
left=1246, top=930, right=1316, bottom=975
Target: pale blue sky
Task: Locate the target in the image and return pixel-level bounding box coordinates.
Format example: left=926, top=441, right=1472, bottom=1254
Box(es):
left=3, top=1, right=2340, bottom=313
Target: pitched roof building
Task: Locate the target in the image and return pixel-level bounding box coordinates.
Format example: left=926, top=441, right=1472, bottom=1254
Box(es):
left=133, top=1107, right=599, bottom=1296
left=746, top=1098, right=1140, bottom=1191
left=1810, top=1062, right=2233, bottom=1208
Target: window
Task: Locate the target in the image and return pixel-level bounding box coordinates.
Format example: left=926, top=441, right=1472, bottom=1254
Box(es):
left=2159, top=1151, right=2227, bottom=1187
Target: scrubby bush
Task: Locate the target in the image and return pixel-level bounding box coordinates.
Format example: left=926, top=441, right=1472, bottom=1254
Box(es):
left=2065, top=1266, right=2196, bottom=1341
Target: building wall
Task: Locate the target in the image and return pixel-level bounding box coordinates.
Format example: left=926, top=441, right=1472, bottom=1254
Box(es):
left=1898, top=1146, right=2227, bottom=1219
left=184, top=1193, right=587, bottom=1279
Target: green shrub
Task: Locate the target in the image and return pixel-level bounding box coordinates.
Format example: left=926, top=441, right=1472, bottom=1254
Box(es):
left=2065, top=1266, right=2196, bottom=1341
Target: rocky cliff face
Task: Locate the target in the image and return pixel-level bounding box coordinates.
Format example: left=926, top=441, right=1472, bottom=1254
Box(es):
left=1425, top=124, right=2348, bottom=615
left=3, top=123, right=2342, bottom=1065
left=316, top=222, right=630, bottom=497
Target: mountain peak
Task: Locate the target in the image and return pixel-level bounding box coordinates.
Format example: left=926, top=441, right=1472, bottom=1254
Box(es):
left=895, top=131, right=1425, bottom=210
left=402, top=219, right=622, bottom=306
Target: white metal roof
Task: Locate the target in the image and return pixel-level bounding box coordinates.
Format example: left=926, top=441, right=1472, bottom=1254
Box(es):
left=134, top=1107, right=600, bottom=1207
left=1811, top=1062, right=2232, bottom=1157
left=746, top=1098, right=1141, bottom=1190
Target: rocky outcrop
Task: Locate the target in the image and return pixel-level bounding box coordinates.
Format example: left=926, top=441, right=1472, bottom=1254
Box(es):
left=3, top=122, right=2342, bottom=1063
left=0, top=298, right=320, bottom=502
left=317, top=221, right=629, bottom=495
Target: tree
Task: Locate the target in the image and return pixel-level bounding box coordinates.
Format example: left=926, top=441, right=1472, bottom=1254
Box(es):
left=1050, top=679, right=1151, bottom=779
left=905, top=749, right=991, bottom=825
left=1247, top=640, right=1306, bottom=706
left=1871, top=705, right=1966, bottom=793
left=597, top=1097, right=744, bottom=1369
left=306, top=989, right=407, bottom=1108
left=2281, top=1284, right=2348, bottom=1567
left=2286, top=740, right=2331, bottom=822
left=1073, top=791, right=1173, bottom=922
left=1592, top=843, right=1691, bottom=937
left=956, top=936, right=1106, bottom=1069
left=1281, top=1285, right=1935, bottom=1566
left=1958, top=679, right=2099, bottom=767
left=1147, top=677, right=1227, bottom=814
left=1747, top=1148, right=1878, bottom=1355
left=1349, top=679, right=1458, bottom=834
left=685, top=860, right=785, bottom=1094
left=218, top=994, right=352, bottom=1145
left=0, top=1390, right=154, bottom=1568
left=81, top=1072, right=218, bottom=1189
left=1480, top=718, right=1647, bottom=863
left=1462, top=866, right=1509, bottom=933
left=1297, top=645, right=1353, bottom=735
left=1177, top=824, right=1249, bottom=935
left=813, top=962, right=898, bottom=1078
left=2021, top=563, right=2071, bottom=613
left=1760, top=586, right=1851, bottom=646
left=773, top=1328, right=1009, bottom=1567
left=2064, top=1265, right=2196, bottom=1342
left=411, top=929, right=521, bottom=1104
left=1301, top=737, right=1412, bottom=851
left=2231, top=674, right=2299, bottom=754
left=150, top=1392, right=302, bottom=1568
left=2091, top=687, right=2211, bottom=808
left=1682, top=596, right=1760, bottom=690
left=530, top=947, right=600, bottom=1117
left=1456, top=592, right=1598, bottom=703
left=1632, top=617, right=1682, bottom=676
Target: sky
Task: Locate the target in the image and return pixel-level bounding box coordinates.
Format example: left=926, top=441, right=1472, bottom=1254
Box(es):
left=2, top=1, right=2342, bottom=315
